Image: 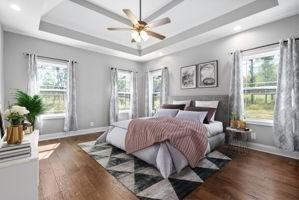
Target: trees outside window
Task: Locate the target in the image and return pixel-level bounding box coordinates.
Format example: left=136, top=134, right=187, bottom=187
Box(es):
left=243, top=50, right=279, bottom=121
left=37, top=60, right=68, bottom=115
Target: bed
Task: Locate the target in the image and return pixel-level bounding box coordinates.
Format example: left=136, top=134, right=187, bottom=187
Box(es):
left=98, top=95, right=229, bottom=178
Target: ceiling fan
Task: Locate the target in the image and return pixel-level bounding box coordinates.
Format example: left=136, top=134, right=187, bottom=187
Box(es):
left=107, top=0, right=171, bottom=43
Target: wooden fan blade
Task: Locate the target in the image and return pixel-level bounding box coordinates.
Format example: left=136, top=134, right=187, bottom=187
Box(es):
left=107, top=28, right=132, bottom=31
left=146, top=31, right=166, bottom=40
left=123, top=9, right=139, bottom=25
left=147, top=17, right=171, bottom=28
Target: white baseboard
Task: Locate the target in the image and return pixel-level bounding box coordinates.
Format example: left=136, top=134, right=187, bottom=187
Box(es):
left=247, top=142, right=299, bottom=160
left=39, top=127, right=109, bottom=141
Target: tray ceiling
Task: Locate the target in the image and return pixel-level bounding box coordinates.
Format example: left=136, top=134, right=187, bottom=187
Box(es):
left=1, top=0, right=299, bottom=61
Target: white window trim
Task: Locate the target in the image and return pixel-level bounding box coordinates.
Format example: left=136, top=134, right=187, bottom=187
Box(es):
left=117, top=71, right=132, bottom=112
left=41, top=113, right=65, bottom=120
left=37, top=58, right=68, bottom=116
left=149, top=70, right=162, bottom=114
left=242, top=47, right=279, bottom=124
left=246, top=119, right=273, bottom=127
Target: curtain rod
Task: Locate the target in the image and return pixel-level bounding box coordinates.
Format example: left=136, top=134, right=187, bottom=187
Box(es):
left=230, top=37, right=299, bottom=55
left=110, top=67, right=138, bottom=73
left=148, top=67, right=167, bottom=73
left=23, top=53, right=78, bottom=63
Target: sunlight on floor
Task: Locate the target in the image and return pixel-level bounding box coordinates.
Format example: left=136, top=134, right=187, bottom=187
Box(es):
left=38, top=143, right=60, bottom=160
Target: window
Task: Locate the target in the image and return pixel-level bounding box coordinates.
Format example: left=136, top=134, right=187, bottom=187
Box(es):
left=242, top=49, right=279, bottom=122
left=149, top=70, right=162, bottom=115
left=117, top=71, right=132, bottom=112
left=37, top=59, right=68, bottom=116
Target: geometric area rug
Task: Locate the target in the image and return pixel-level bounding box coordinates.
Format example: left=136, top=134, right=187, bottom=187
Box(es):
left=79, top=140, right=231, bottom=200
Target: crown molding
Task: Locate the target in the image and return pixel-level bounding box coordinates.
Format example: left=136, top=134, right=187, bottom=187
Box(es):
left=39, top=21, right=139, bottom=56
left=69, top=0, right=132, bottom=26
left=141, top=0, right=279, bottom=56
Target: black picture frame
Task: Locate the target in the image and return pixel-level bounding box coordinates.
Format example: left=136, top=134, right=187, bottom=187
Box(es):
left=180, top=65, right=197, bottom=89
left=197, top=60, right=218, bottom=88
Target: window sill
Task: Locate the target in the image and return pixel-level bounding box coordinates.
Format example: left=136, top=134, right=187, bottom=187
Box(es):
left=41, top=114, right=65, bottom=120
left=119, top=110, right=130, bottom=114
left=246, top=119, right=273, bottom=127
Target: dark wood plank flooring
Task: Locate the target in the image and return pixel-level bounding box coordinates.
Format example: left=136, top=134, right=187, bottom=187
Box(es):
left=38, top=133, right=299, bottom=200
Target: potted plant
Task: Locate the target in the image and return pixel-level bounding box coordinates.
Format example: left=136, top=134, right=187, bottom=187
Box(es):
left=4, top=105, right=29, bottom=144
left=15, top=90, right=46, bottom=132
left=230, top=112, right=238, bottom=128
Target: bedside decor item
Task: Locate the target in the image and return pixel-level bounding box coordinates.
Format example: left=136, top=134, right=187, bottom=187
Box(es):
left=15, top=90, right=46, bottom=131
left=4, top=105, right=29, bottom=144
left=198, top=60, right=218, bottom=88
left=230, top=112, right=238, bottom=128
left=181, top=65, right=197, bottom=89
left=237, top=120, right=246, bottom=129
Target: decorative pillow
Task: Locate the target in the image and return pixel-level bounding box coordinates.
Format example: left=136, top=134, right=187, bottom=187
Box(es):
left=172, top=100, right=191, bottom=110
left=175, top=110, right=207, bottom=123
left=186, top=107, right=217, bottom=123
left=195, top=101, right=219, bottom=121
left=154, top=109, right=179, bottom=118
left=161, top=104, right=186, bottom=110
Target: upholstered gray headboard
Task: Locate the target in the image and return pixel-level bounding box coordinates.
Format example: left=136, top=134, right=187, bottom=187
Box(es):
left=169, top=95, right=229, bottom=127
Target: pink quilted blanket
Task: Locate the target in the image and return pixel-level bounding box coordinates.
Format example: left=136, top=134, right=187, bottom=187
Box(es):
left=125, top=117, right=208, bottom=167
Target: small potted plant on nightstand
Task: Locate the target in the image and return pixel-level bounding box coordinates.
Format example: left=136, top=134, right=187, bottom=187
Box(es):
left=15, top=90, right=46, bottom=133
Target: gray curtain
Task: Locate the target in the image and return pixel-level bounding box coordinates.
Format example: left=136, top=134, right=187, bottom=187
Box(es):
left=109, top=68, right=119, bottom=124
left=144, top=72, right=150, bottom=117
left=27, top=54, right=38, bottom=96
left=27, top=54, right=41, bottom=129
left=64, top=61, right=78, bottom=132
left=160, top=68, right=169, bottom=105
left=131, top=71, right=138, bottom=119
left=229, top=51, right=244, bottom=120
left=274, top=38, right=299, bottom=151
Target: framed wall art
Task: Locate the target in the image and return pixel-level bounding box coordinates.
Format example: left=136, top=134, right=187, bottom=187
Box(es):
left=197, top=60, right=218, bottom=88
left=180, top=65, right=197, bottom=89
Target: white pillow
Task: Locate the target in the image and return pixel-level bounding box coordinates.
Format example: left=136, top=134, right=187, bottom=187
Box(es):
left=154, top=109, right=179, bottom=118
left=195, top=101, right=219, bottom=121
left=175, top=110, right=207, bottom=123
left=172, top=100, right=191, bottom=110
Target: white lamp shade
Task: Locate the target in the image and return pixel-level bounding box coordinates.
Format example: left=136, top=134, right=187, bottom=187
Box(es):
left=140, top=31, right=149, bottom=41
left=131, top=31, right=141, bottom=42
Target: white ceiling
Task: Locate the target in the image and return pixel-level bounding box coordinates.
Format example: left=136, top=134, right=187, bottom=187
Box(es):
left=0, top=0, right=299, bottom=62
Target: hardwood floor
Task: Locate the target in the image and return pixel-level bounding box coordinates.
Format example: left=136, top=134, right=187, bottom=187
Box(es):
left=38, top=133, right=299, bottom=200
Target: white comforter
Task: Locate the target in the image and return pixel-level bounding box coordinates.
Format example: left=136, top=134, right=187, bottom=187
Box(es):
left=98, top=119, right=221, bottom=178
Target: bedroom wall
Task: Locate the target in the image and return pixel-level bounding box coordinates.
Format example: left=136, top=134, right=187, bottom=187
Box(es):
left=0, top=24, right=4, bottom=112
left=3, top=32, right=144, bottom=134
left=142, top=14, right=299, bottom=147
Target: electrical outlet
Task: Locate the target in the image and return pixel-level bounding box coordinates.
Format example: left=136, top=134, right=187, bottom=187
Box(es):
left=251, top=132, right=256, bottom=140
left=90, top=122, right=94, bottom=127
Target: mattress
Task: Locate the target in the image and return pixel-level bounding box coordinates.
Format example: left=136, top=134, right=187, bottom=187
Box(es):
left=112, top=119, right=223, bottom=138
left=205, top=121, right=223, bottom=137
left=106, top=127, right=225, bottom=154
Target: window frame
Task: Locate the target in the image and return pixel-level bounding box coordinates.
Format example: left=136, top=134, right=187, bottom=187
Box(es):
left=117, top=70, right=132, bottom=113
left=36, top=58, right=68, bottom=119
left=149, top=70, right=162, bottom=115
left=242, top=47, right=279, bottom=125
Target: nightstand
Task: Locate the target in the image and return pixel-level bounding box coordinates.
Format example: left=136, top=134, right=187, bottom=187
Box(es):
left=226, top=127, right=252, bottom=154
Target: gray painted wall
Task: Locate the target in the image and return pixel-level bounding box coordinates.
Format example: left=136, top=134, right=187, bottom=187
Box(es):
left=142, top=14, right=299, bottom=147
left=3, top=32, right=144, bottom=134
left=0, top=25, right=4, bottom=111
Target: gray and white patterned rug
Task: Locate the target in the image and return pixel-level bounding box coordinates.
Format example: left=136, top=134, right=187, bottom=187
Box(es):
left=79, top=140, right=231, bottom=200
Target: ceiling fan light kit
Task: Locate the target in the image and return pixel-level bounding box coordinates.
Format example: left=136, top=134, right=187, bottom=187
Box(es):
left=107, top=0, right=171, bottom=43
